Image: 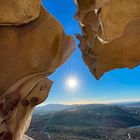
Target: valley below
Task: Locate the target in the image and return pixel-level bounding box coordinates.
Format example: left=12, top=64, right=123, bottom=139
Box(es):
left=27, top=103, right=140, bottom=140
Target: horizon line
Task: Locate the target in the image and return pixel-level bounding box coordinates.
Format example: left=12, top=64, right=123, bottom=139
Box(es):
left=38, top=98, right=140, bottom=107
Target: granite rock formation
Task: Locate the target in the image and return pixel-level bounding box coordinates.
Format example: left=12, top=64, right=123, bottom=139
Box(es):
left=0, top=4, right=75, bottom=140
left=75, top=0, right=140, bottom=79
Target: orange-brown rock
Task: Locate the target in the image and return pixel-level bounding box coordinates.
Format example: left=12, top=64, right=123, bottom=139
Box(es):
left=0, top=0, right=41, bottom=26
left=75, top=0, right=140, bottom=79
left=100, top=0, right=140, bottom=41
left=75, top=0, right=140, bottom=41
left=0, top=7, right=75, bottom=140
left=0, top=8, right=75, bottom=95
left=4, top=76, right=53, bottom=140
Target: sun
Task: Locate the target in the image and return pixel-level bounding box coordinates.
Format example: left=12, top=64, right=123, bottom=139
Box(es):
left=66, top=77, right=78, bottom=89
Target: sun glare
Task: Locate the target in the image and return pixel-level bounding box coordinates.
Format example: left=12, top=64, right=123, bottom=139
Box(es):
left=66, top=77, right=78, bottom=89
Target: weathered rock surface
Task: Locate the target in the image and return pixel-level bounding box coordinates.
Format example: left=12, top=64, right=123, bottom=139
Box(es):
left=0, top=0, right=41, bottom=26
left=75, top=0, right=140, bottom=79
left=0, top=7, right=75, bottom=140
left=0, top=8, right=75, bottom=95
left=100, top=0, right=140, bottom=41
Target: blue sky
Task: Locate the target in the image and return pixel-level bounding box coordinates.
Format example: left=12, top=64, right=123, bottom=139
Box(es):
left=41, top=0, right=140, bottom=105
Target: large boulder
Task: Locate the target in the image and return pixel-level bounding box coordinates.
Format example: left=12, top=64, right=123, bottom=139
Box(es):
left=0, top=0, right=41, bottom=26
left=75, top=0, right=140, bottom=79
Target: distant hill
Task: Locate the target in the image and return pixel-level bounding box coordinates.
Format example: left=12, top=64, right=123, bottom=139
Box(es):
left=34, top=104, right=140, bottom=128
left=113, top=102, right=140, bottom=108
left=34, top=104, right=73, bottom=114
left=28, top=104, right=140, bottom=140
left=34, top=102, right=140, bottom=115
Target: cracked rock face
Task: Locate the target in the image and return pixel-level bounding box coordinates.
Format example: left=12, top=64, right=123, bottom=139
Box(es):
left=0, top=0, right=41, bottom=26
left=75, top=0, right=140, bottom=79
left=0, top=5, right=75, bottom=140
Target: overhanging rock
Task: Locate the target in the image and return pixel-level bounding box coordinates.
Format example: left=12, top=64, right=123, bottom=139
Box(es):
left=75, top=0, right=140, bottom=79
left=0, top=6, right=75, bottom=140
